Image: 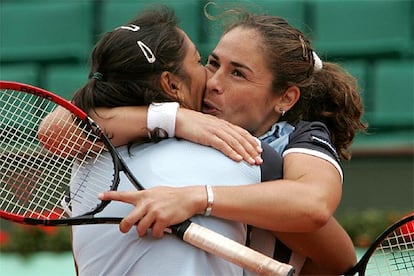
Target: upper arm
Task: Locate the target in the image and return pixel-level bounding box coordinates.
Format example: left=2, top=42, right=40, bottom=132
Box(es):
left=282, top=121, right=343, bottom=211
left=283, top=153, right=342, bottom=213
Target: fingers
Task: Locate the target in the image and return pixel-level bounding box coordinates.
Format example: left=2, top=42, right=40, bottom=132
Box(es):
left=98, top=190, right=169, bottom=238
left=98, top=191, right=137, bottom=204
left=208, top=124, right=263, bottom=165
left=120, top=206, right=145, bottom=234
left=123, top=207, right=170, bottom=238
left=137, top=212, right=168, bottom=238
left=175, top=109, right=263, bottom=165
left=98, top=191, right=148, bottom=234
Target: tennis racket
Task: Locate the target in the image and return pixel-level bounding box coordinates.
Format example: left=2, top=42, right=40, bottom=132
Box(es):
left=0, top=81, right=294, bottom=276
left=345, top=214, right=414, bottom=275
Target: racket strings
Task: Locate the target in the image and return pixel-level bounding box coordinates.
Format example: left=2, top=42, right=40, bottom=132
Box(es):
left=366, top=222, right=414, bottom=275
left=69, top=152, right=115, bottom=215
left=65, top=119, right=116, bottom=215
left=1, top=93, right=52, bottom=214
left=1, top=89, right=116, bottom=221
left=1, top=91, right=72, bottom=218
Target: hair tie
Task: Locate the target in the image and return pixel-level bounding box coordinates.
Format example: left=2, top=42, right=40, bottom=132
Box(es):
left=92, top=72, right=103, bottom=80
left=312, top=51, right=323, bottom=71
left=298, top=35, right=308, bottom=61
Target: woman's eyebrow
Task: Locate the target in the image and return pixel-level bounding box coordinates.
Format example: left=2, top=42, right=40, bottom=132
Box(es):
left=210, top=52, right=219, bottom=61
left=211, top=52, right=253, bottom=72
left=230, top=60, right=253, bottom=73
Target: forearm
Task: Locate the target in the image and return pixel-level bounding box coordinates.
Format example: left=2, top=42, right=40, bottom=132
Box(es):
left=209, top=180, right=336, bottom=233
left=207, top=153, right=340, bottom=232
left=38, top=106, right=148, bottom=155
left=92, top=106, right=149, bottom=146
left=92, top=104, right=180, bottom=147
left=91, top=106, right=264, bottom=166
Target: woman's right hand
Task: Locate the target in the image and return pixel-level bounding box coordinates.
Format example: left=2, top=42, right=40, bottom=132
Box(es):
left=175, top=108, right=263, bottom=165
left=98, top=186, right=206, bottom=238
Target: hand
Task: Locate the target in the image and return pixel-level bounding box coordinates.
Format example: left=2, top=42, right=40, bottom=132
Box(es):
left=98, top=186, right=205, bottom=238
left=175, top=108, right=263, bottom=165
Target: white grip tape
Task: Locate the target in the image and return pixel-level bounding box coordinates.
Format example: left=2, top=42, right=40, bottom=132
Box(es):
left=183, top=222, right=294, bottom=276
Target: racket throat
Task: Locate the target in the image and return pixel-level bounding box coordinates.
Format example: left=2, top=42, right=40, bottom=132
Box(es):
left=170, top=220, right=192, bottom=239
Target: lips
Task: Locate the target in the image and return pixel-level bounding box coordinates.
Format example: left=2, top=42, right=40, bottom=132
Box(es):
left=202, top=99, right=220, bottom=115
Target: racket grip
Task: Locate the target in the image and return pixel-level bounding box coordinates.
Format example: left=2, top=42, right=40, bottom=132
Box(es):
left=180, top=221, right=295, bottom=276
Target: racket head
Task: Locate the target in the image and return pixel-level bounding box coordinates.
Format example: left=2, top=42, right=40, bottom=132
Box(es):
left=346, top=214, right=414, bottom=275
left=0, top=81, right=120, bottom=225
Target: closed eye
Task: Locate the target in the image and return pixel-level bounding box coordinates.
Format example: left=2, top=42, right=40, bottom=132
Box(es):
left=231, top=69, right=245, bottom=78
left=206, top=58, right=219, bottom=71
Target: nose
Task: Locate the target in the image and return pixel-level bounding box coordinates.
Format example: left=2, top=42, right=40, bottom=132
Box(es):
left=206, top=69, right=224, bottom=95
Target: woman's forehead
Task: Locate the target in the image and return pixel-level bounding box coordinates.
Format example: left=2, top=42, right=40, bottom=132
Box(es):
left=216, top=28, right=269, bottom=73
left=221, top=28, right=260, bottom=51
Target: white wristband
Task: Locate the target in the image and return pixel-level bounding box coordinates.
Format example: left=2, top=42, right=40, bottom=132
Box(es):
left=204, top=185, right=214, bottom=216
left=147, top=102, right=179, bottom=138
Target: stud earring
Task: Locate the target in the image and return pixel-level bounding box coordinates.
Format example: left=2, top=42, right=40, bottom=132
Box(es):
left=279, top=108, right=286, bottom=117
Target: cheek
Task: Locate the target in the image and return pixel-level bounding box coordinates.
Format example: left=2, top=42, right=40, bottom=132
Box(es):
left=196, top=69, right=207, bottom=93
left=190, top=79, right=205, bottom=110
left=206, top=69, right=214, bottom=79
left=227, top=93, right=269, bottom=122
left=221, top=93, right=250, bottom=120
left=225, top=87, right=257, bottom=111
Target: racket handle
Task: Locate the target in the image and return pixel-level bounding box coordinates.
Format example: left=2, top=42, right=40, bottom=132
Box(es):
left=177, top=221, right=295, bottom=276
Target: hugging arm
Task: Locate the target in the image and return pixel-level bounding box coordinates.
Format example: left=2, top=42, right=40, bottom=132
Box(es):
left=99, top=152, right=356, bottom=273
left=97, top=106, right=263, bottom=164
left=38, top=105, right=262, bottom=164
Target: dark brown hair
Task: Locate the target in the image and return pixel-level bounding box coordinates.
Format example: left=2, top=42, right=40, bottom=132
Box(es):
left=223, top=13, right=367, bottom=160
left=72, top=6, right=188, bottom=113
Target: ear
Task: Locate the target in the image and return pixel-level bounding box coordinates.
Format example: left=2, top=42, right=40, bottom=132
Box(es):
left=275, top=86, right=300, bottom=113
left=160, top=71, right=181, bottom=100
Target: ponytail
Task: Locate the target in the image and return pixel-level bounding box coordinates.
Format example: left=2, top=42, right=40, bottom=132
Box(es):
left=286, top=62, right=367, bottom=160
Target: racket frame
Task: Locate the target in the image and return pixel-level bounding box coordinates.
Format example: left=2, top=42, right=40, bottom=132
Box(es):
left=345, top=214, right=414, bottom=275
left=0, top=81, right=127, bottom=225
